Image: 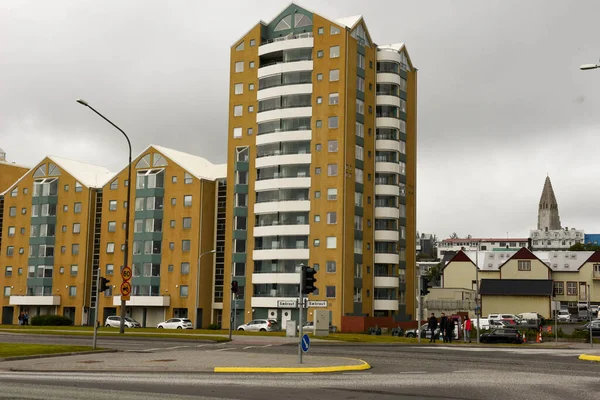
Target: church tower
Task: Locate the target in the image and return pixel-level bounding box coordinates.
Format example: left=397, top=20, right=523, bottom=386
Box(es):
left=538, top=176, right=561, bottom=230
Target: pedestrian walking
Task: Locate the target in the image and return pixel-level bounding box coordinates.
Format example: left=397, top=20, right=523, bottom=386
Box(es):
left=428, top=313, right=438, bottom=343
left=446, top=317, right=454, bottom=343
left=18, top=312, right=23, bottom=326
left=440, top=313, right=448, bottom=343
left=23, top=311, right=29, bottom=326
left=464, top=317, right=472, bottom=343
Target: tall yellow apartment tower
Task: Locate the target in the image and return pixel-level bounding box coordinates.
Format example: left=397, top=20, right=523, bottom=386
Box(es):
left=224, top=3, right=417, bottom=330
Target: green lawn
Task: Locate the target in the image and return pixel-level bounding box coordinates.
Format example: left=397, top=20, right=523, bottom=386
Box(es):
left=0, top=343, right=96, bottom=358
left=312, top=333, right=418, bottom=343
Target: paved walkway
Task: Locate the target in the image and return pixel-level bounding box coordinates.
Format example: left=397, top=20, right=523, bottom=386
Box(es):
left=1, top=347, right=369, bottom=373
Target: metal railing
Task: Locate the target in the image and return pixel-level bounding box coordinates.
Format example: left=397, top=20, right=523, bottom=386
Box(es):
left=261, top=32, right=313, bottom=45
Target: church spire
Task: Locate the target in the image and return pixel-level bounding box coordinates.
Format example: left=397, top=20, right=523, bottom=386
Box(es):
left=538, top=176, right=561, bottom=230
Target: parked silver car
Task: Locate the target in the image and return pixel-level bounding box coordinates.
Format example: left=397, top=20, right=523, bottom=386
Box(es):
left=157, top=318, right=193, bottom=329
left=237, top=319, right=280, bottom=332
left=104, top=316, right=141, bottom=328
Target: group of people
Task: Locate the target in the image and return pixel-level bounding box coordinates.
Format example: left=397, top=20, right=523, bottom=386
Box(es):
left=18, top=311, right=29, bottom=325
left=427, top=312, right=472, bottom=343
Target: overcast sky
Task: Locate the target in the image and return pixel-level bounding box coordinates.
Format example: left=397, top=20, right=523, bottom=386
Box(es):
left=1, top=0, right=599, bottom=239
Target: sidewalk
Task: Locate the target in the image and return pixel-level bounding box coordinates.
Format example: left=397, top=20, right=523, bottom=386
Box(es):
left=1, top=348, right=370, bottom=373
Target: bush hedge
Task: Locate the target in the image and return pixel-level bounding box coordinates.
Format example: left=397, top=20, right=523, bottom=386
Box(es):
left=30, top=315, right=73, bottom=326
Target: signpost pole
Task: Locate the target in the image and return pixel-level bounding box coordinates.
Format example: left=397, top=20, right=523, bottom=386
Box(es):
left=92, top=273, right=100, bottom=350
left=417, top=273, right=421, bottom=344
left=555, top=300, right=558, bottom=347
left=228, top=291, right=234, bottom=341
left=588, top=284, right=593, bottom=348
left=299, top=265, right=305, bottom=364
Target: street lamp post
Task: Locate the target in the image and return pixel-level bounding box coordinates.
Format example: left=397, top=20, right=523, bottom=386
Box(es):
left=77, top=98, right=132, bottom=334
left=196, top=249, right=216, bottom=329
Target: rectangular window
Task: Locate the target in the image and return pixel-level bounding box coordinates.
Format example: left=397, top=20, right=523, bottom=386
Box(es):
left=327, top=164, right=338, bottom=176
left=235, top=216, right=247, bottom=230
left=328, top=140, right=338, bottom=152
left=106, top=243, right=115, bottom=254
left=69, top=286, right=77, bottom=297
left=181, top=262, right=190, bottom=275
left=553, top=281, right=564, bottom=296
left=73, top=223, right=81, bottom=233
left=106, top=264, right=114, bottom=275
left=183, top=217, right=192, bottom=229
left=234, top=263, right=245, bottom=276
left=518, top=260, right=531, bottom=271
left=326, top=236, right=337, bottom=249
left=329, top=93, right=339, bottom=105
left=180, top=285, right=189, bottom=297
left=354, top=215, right=363, bottom=230
left=3, top=286, right=10, bottom=297
left=72, top=244, right=79, bottom=255
left=74, top=202, right=82, bottom=213
left=326, top=286, right=336, bottom=298
left=327, top=212, right=337, bottom=224
left=107, top=221, right=116, bottom=232
left=6, top=246, right=14, bottom=256
left=357, top=53, right=365, bottom=69
left=356, top=122, right=364, bottom=138
left=5, top=266, right=12, bottom=277
left=355, top=169, right=364, bottom=184
left=8, top=226, right=15, bottom=237
left=233, top=127, right=242, bottom=138
left=328, top=116, right=338, bottom=128
left=235, top=239, right=246, bottom=253
left=234, top=83, right=243, bottom=94
left=317, top=73, right=323, bottom=81
left=235, top=61, right=244, bottom=73
left=329, top=45, right=340, bottom=58
left=329, top=69, right=339, bottom=82
left=235, top=193, right=248, bottom=207
left=184, top=195, right=192, bottom=207
left=326, top=261, right=336, bottom=273
left=330, top=25, right=340, bottom=35
left=356, top=98, right=364, bottom=114
left=317, top=50, right=323, bottom=58
left=233, top=105, right=242, bottom=116
left=109, top=200, right=117, bottom=211
left=567, top=281, right=577, bottom=296
left=355, top=145, right=364, bottom=161
left=327, top=188, right=337, bottom=200
left=182, top=240, right=191, bottom=252
left=9, top=207, right=16, bottom=217
left=70, top=265, right=78, bottom=275
left=236, top=171, right=248, bottom=185
left=356, top=76, right=365, bottom=92
left=354, top=239, right=363, bottom=254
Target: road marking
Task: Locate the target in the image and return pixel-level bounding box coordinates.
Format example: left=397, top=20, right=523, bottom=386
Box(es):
left=215, top=347, right=236, bottom=352
left=260, top=344, right=273, bottom=348
left=195, top=344, right=207, bottom=348
left=243, top=346, right=256, bottom=349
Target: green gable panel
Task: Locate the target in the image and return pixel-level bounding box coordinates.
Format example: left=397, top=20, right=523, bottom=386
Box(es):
left=232, top=276, right=246, bottom=286
left=356, top=136, right=364, bottom=147
left=356, top=113, right=364, bottom=124
left=27, top=277, right=53, bottom=287
left=233, top=230, right=247, bottom=240
left=234, top=207, right=248, bottom=217
left=357, top=44, right=366, bottom=56
left=264, top=4, right=313, bottom=42
left=355, top=159, right=364, bottom=170
left=356, top=89, right=365, bottom=101
left=136, top=188, right=165, bottom=198
left=355, top=183, right=364, bottom=193
left=354, top=254, right=363, bottom=264
left=355, top=230, right=363, bottom=240
left=234, top=185, right=248, bottom=194
left=235, top=162, right=249, bottom=172
left=357, top=68, right=366, bottom=79
left=131, top=277, right=161, bottom=287
left=232, top=253, right=247, bottom=263
left=355, top=206, right=364, bottom=216
left=354, top=278, right=363, bottom=288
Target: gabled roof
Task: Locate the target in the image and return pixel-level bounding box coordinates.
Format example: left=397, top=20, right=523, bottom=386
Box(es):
left=583, top=251, right=600, bottom=264
left=377, top=42, right=416, bottom=70
left=335, top=15, right=362, bottom=29
left=480, top=279, right=553, bottom=296
left=47, top=156, right=113, bottom=188
left=0, top=159, right=30, bottom=170
left=497, top=247, right=549, bottom=270
left=151, top=145, right=223, bottom=181
left=442, top=250, right=477, bottom=271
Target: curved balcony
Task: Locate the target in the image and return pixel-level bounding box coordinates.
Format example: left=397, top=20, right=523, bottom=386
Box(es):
left=255, top=177, right=311, bottom=192
left=258, top=60, right=314, bottom=79
left=255, top=153, right=312, bottom=169
left=376, top=139, right=401, bottom=153
left=256, top=129, right=312, bottom=146
left=258, top=84, right=313, bottom=101
left=375, top=230, right=400, bottom=242
left=374, top=276, right=400, bottom=288
left=376, top=162, right=401, bottom=174
left=377, top=72, right=401, bottom=85
left=375, top=253, right=400, bottom=265
left=376, top=95, right=401, bottom=108
left=375, top=207, right=400, bottom=219
left=376, top=117, right=401, bottom=130
left=254, top=224, right=310, bottom=237
left=253, top=248, right=310, bottom=261
left=254, top=200, right=311, bottom=215
left=375, top=184, right=399, bottom=196
left=374, top=299, right=399, bottom=311
left=377, top=50, right=402, bottom=64
left=257, top=107, right=312, bottom=124
left=251, top=273, right=301, bottom=285
left=259, top=35, right=314, bottom=57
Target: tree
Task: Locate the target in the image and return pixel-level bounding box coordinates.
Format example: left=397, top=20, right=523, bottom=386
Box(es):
left=450, top=232, right=459, bottom=239
left=569, top=242, right=600, bottom=251
left=426, top=262, right=443, bottom=287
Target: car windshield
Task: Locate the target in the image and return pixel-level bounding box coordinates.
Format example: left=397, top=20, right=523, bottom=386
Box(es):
left=124, top=317, right=134, bottom=322
left=268, top=319, right=279, bottom=324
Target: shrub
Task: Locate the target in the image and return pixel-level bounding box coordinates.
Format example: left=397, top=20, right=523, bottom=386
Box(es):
left=207, top=324, right=221, bottom=330
left=31, top=315, right=73, bottom=326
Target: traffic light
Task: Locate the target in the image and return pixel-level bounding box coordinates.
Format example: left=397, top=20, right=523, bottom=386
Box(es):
left=420, top=276, right=431, bottom=296
left=231, top=280, right=238, bottom=294
left=302, top=266, right=317, bottom=294
left=99, top=277, right=110, bottom=292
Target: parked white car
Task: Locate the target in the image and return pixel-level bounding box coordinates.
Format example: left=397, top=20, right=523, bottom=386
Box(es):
left=104, top=316, right=141, bottom=328
left=557, top=310, right=571, bottom=322
left=488, top=313, right=519, bottom=322
left=237, top=319, right=280, bottom=332
left=157, top=318, right=193, bottom=329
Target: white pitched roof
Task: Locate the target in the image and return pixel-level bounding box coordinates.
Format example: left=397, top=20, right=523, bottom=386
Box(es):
left=48, top=156, right=114, bottom=188
left=151, top=145, right=223, bottom=181
left=378, top=43, right=406, bottom=52
left=0, top=159, right=30, bottom=170
left=457, top=250, right=590, bottom=272
left=335, top=15, right=362, bottom=28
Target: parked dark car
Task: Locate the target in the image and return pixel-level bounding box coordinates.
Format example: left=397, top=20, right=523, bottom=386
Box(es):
left=574, top=321, right=600, bottom=337
left=480, top=328, right=523, bottom=344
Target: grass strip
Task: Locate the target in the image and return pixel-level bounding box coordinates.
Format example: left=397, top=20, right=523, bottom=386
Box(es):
left=0, top=342, right=97, bottom=358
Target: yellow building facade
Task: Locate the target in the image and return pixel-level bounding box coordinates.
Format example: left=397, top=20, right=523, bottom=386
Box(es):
left=224, top=3, right=418, bottom=330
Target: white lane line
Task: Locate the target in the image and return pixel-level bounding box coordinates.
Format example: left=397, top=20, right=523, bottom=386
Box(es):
left=215, top=348, right=237, bottom=352
left=260, top=344, right=273, bottom=348
left=243, top=346, right=256, bottom=350
left=196, top=344, right=207, bottom=348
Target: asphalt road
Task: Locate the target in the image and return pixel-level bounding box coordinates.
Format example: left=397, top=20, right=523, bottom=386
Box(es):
left=1, top=333, right=599, bottom=399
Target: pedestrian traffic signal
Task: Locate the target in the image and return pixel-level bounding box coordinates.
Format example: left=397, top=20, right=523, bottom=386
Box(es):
left=99, top=277, right=110, bottom=292
left=420, top=276, right=431, bottom=296
left=231, top=280, right=238, bottom=294
left=302, top=266, right=317, bottom=294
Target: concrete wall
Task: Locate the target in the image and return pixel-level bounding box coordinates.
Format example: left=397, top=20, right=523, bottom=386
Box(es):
left=481, top=295, right=551, bottom=319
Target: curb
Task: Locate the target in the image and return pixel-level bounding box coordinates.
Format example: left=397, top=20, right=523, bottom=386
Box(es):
left=214, top=358, right=371, bottom=373
left=0, top=349, right=118, bottom=362
left=578, top=354, right=600, bottom=362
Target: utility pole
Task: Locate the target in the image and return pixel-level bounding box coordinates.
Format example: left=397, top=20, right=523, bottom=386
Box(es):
left=298, top=265, right=305, bottom=364
left=92, top=273, right=101, bottom=350
left=417, top=272, right=421, bottom=344
left=475, top=243, right=480, bottom=344
left=588, top=284, right=593, bottom=348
